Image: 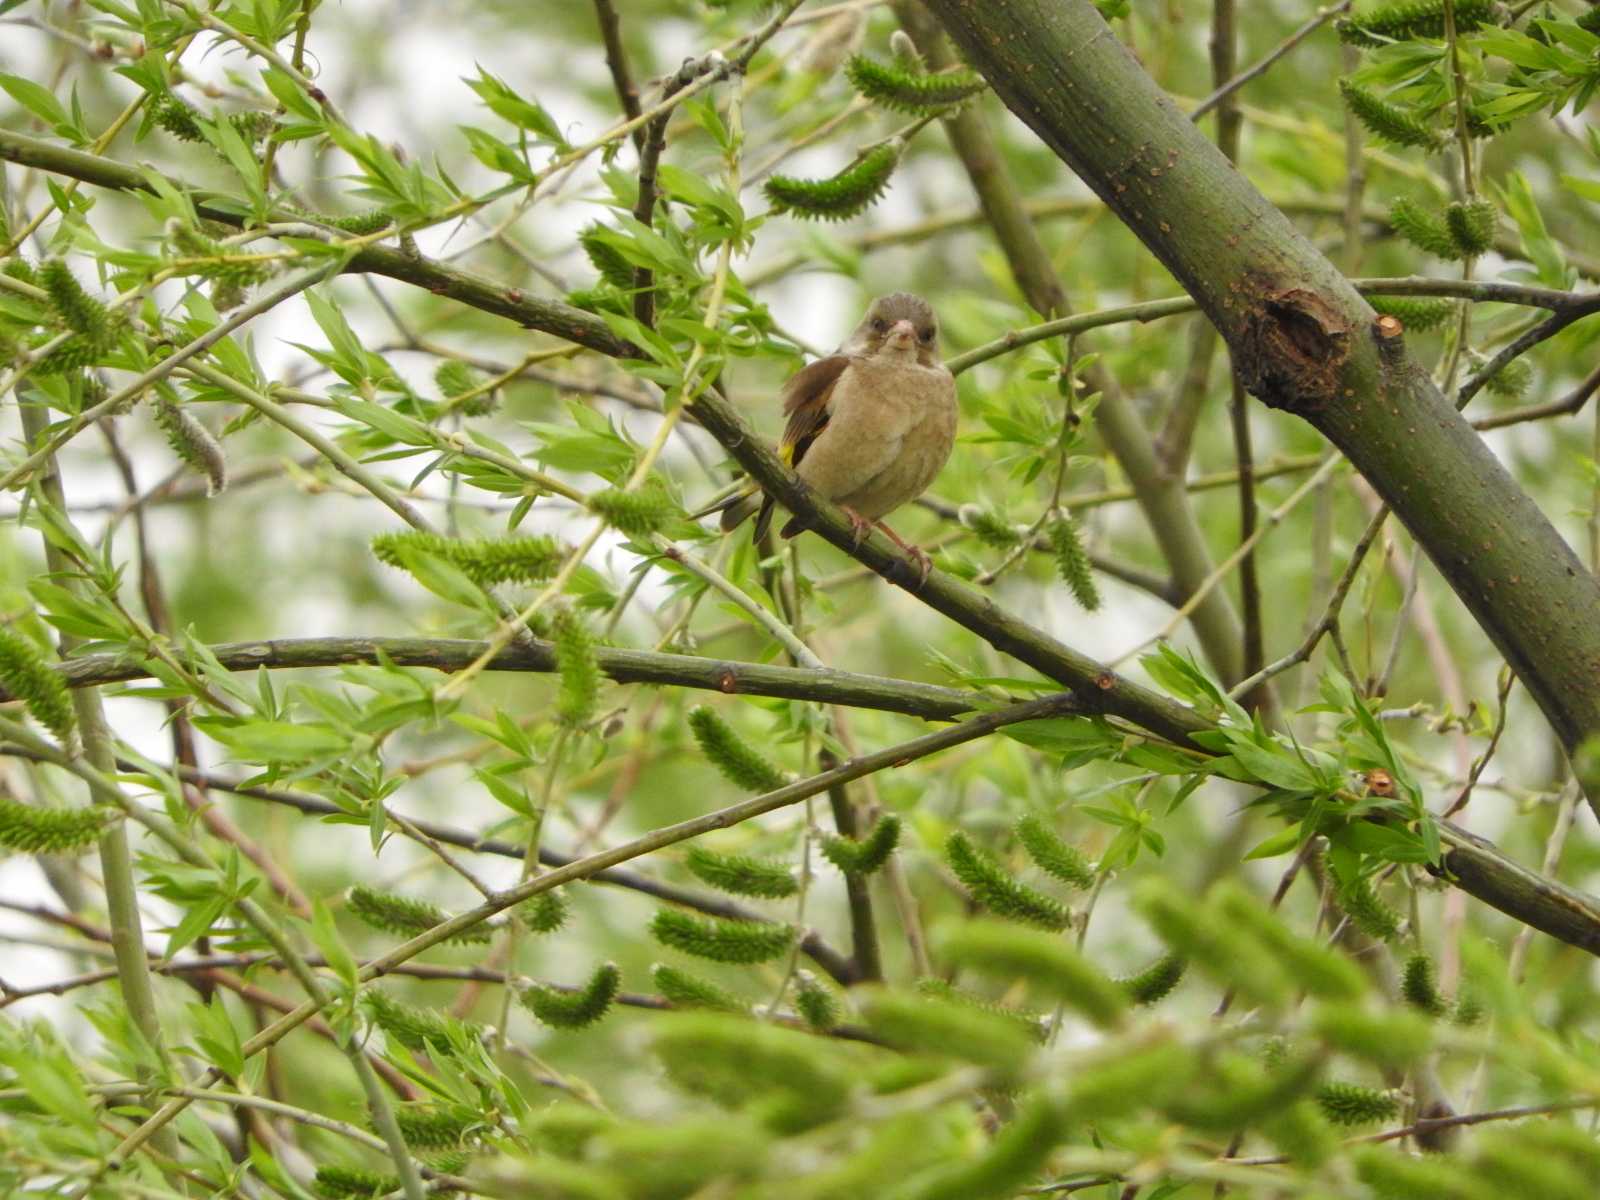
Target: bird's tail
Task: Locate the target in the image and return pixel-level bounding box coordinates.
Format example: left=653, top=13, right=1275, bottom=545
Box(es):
left=690, top=487, right=778, bottom=540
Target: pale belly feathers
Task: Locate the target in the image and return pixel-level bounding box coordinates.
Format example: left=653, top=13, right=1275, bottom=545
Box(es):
left=795, top=355, right=957, bottom=521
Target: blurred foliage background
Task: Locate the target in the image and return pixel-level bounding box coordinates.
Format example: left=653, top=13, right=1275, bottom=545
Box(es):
left=2, top=0, right=1600, bottom=1196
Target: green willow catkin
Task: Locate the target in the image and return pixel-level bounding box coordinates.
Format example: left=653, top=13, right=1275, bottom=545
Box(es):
left=1484, top=356, right=1532, bottom=400
left=1475, top=1130, right=1594, bottom=1200
left=1339, top=81, right=1441, bottom=150
left=553, top=610, right=599, bottom=726
left=521, top=963, right=621, bottom=1029
left=1337, top=0, right=1498, bottom=46
left=843, top=55, right=987, bottom=114
left=153, top=96, right=205, bottom=142
left=683, top=845, right=797, bottom=899
left=434, top=359, right=497, bottom=417
left=650, top=909, right=795, bottom=963
left=653, top=963, right=749, bottom=1012
left=1337, top=874, right=1401, bottom=940
left=650, top=1014, right=852, bottom=1133
left=938, top=919, right=1126, bottom=1029
left=519, top=890, right=569, bottom=933
left=945, top=832, right=1071, bottom=931
left=1389, top=197, right=1460, bottom=258
left=960, top=506, right=1022, bottom=549
left=916, top=977, right=1046, bottom=1043
left=313, top=1165, right=398, bottom=1198
left=363, top=989, right=476, bottom=1053
left=388, top=1105, right=476, bottom=1150
left=0, top=796, right=108, bottom=854
left=896, top=1092, right=1066, bottom=1200
left=588, top=481, right=676, bottom=537
left=0, top=627, right=76, bottom=742
left=1311, top=1002, right=1433, bottom=1068
left=1014, top=814, right=1093, bottom=888
left=1057, top=1041, right=1198, bottom=1123
left=151, top=394, right=228, bottom=496
left=579, top=223, right=636, bottom=289
left=1316, top=1080, right=1400, bottom=1126
left=1446, top=199, right=1496, bottom=256
left=346, top=885, right=492, bottom=946
left=370, top=530, right=568, bottom=586
left=1352, top=1146, right=1488, bottom=1200
left=1367, top=294, right=1456, bottom=331
left=1164, top=1051, right=1324, bottom=1133
left=860, top=989, right=1036, bottom=1078
left=1120, top=952, right=1187, bottom=1005
left=765, top=143, right=898, bottom=222
left=794, top=971, right=841, bottom=1031
left=1263, top=1100, right=1340, bottom=1169
left=1132, top=879, right=1291, bottom=1007
left=1046, top=514, right=1100, bottom=610
left=39, top=259, right=112, bottom=343
left=1401, top=951, right=1448, bottom=1015
left=1212, top=882, right=1365, bottom=1000
left=818, top=812, right=899, bottom=875
left=686, top=705, right=788, bottom=792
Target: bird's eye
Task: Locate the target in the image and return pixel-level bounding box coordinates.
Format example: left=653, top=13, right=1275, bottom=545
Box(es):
left=918, top=327, right=934, bottom=343
left=871, top=317, right=888, bottom=333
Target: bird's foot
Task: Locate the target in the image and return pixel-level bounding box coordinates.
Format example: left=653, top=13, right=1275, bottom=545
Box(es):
left=874, top=520, right=934, bottom=587
left=841, top=506, right=873, bottom=549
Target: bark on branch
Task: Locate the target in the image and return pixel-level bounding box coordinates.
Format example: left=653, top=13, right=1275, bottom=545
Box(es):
left=923, top=0, right=1600, bottom=816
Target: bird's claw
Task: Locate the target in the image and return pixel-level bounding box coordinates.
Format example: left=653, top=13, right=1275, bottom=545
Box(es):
left=842, top=507, right=873, bottom=549
left=907, top=544, right=933, bottom=587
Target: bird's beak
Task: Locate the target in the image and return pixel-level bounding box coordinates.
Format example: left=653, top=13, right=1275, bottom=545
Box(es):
left=886, top=319, right=917, bottom=350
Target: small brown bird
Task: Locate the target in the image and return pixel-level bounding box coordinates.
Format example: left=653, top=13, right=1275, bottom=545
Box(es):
left=700, top=292, right=957, bottom=582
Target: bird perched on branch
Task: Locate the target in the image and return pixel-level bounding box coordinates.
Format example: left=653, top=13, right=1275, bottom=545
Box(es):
left=695, top=292, right=957, bottom=583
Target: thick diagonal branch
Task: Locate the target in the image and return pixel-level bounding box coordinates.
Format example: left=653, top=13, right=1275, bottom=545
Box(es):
left=924, top=0, right=1600, bottom=817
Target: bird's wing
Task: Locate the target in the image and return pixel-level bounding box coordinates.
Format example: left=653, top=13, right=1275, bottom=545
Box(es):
left=777, top=354, right=851, bottom=469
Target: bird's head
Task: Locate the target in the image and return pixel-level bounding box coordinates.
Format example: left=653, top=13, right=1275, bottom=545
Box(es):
left=848, top=292, right=941, bottom=366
